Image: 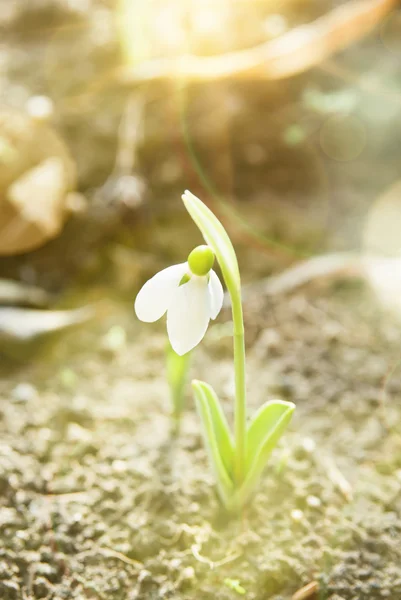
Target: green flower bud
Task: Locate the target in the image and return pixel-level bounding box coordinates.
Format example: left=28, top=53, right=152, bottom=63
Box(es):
left=188, top=245, right=215, bottom=276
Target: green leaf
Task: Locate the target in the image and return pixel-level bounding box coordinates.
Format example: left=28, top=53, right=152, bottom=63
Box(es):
left=233, top=400, right=295, bottom=508
left=182, top=190, right=241, bottom=295
left=194, top=380, right=234, bottom=475
left=245, top=400, right=295, bottom=472
left=192, top=380, right=234, bottom=505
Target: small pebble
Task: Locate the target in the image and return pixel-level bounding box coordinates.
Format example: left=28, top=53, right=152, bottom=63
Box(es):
left=306, top=495, right=321, bottom=508
left=112, top=460, right=128, bottom=473
left=35, top=562, right=58, bottom=581
left=25, top=95, right=54, bottom=121
left=11, top=383, right=37, bottom=403
left=181, top=567, right=195, bottom=581
left=291, top=509, right=304, bottom=522
left=66, top=423, right=92, bottom=443
left=170, top=558, right=182, bottom=570
left=138, top=569, right=151, bottom=583
left=33, top=575, right=53, bottom=599
left=0, top=508, right=19, bottom=528
left=0, top=580, right=20, bottom=600
left=301, top=437, right=316, bottom=454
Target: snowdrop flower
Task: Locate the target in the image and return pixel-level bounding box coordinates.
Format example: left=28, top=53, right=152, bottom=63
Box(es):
left=135, top=245, right=224, bottom=355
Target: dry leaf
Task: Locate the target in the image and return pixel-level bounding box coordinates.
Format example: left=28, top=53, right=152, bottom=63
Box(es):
left=0, top=279, right=50, bottom=308
left=0, top=306, right=93, bottom=344
left=0, top=158, right=69, bottom=255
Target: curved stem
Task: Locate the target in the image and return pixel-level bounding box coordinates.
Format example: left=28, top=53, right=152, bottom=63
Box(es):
left=231, top=290, right=246, bottom=485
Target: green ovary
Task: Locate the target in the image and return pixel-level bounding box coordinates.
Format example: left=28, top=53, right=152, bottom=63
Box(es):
left=188, top=245, right=215, bottom=276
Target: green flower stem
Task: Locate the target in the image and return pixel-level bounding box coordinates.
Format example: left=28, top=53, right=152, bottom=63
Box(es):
left=231, top=289, right=246, bottom=486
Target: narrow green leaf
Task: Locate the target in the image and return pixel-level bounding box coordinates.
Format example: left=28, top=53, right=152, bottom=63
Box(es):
left=232, top=400, right=295, bottom=508
left=192, top=380, right=234, bottom=505
left=193, top=380, right=234, bottom=475
left=182, top=190, right=241, bottom=294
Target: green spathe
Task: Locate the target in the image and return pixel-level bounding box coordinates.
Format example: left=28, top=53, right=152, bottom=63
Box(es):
left=188, top=245, right=215, bottom=276
left=182, top=190, right=240, bottom=295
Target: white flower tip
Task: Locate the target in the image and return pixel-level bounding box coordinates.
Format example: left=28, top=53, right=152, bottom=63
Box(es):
left=167, top=276, right=211, bottom=355
left=134, top=293, right=158, bottom=323
left=170, top=342, right=190, bottom=356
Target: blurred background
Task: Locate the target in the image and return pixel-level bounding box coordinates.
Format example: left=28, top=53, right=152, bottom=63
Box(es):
left=0, top=0, right=400, bottom=357
left=1, top=5, right=401, bottom=599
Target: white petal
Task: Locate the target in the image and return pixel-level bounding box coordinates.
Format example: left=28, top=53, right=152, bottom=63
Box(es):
left=208, top=270, right=224, bottom=319
left=135, top=263, right=188, bottom=322
left=167, top=276, right=211, bottom=355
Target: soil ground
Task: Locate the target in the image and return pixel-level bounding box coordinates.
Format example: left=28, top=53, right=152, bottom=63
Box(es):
left=0, top=276, right=400, bottom=600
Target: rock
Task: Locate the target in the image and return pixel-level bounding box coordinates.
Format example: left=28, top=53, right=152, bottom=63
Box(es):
left=33, top=576, right=54, bottom=599
left=0, top=580, right=20, bottom=600
left=11, top=382, right=38, bottom=403
left=0, top=107, right=76, bottom=256
left=1, top=158, right=69, bottom=255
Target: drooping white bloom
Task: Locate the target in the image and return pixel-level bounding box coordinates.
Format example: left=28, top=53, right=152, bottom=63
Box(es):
left=135, top=246, right=224, bottom=355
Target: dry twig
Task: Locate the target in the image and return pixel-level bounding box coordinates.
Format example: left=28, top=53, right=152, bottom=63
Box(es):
left=292, top=581, right=319, bottom=600
left=119, top=0, right=397, bottom=84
